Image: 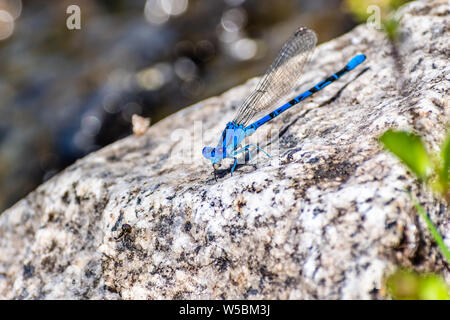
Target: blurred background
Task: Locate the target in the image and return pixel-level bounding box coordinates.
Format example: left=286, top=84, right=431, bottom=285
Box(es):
left=0, top=0, right=360, bottom=212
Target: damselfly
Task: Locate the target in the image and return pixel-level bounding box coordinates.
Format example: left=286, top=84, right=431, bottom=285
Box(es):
left=202, top=26, right=366, bottom=176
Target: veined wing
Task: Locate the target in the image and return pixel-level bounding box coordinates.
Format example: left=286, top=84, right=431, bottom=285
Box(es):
left=233, top=26, right=317, bottom=126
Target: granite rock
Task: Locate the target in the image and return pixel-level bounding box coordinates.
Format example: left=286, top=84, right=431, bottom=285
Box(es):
left=0, top=0, right=449, bottom=299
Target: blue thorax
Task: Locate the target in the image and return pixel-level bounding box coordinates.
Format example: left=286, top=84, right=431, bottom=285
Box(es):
left=202, top=121, right=246, bottom=163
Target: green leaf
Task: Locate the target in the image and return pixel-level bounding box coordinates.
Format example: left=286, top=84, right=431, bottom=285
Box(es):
left=409, top=193, right=450, bottom=264
left=420, top=275, right=450, bottom=300
left=343, top=0, right=374, bottom=22
left=379, top=130, right=432, bottom=180
left=439, top=132, right=450, bottom=191
left=383, top=18, right=400, bottom=41
left=387, top=269, right=450, bottom=300
left=388, top=0, right=411, bottom=11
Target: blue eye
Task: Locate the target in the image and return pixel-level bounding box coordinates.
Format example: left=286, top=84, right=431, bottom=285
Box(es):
left=202, top=147, right=216, bottom=160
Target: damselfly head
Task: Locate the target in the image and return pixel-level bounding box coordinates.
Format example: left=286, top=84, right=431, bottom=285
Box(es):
left=202, top=146, right=222, bottom=164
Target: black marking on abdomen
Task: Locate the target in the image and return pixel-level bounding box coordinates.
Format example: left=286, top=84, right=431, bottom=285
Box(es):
left=335, top=67, right=348, bottom=78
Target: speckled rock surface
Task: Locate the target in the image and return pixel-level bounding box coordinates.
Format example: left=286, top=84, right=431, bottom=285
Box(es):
left=0, top=0, right=449, bottom=300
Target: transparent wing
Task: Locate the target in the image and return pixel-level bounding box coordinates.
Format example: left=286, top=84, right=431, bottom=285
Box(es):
left=233, top=26, right=317, bottom=126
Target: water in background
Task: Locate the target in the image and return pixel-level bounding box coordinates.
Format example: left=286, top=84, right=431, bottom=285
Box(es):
left=0, top=0, right=357, bottom=212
